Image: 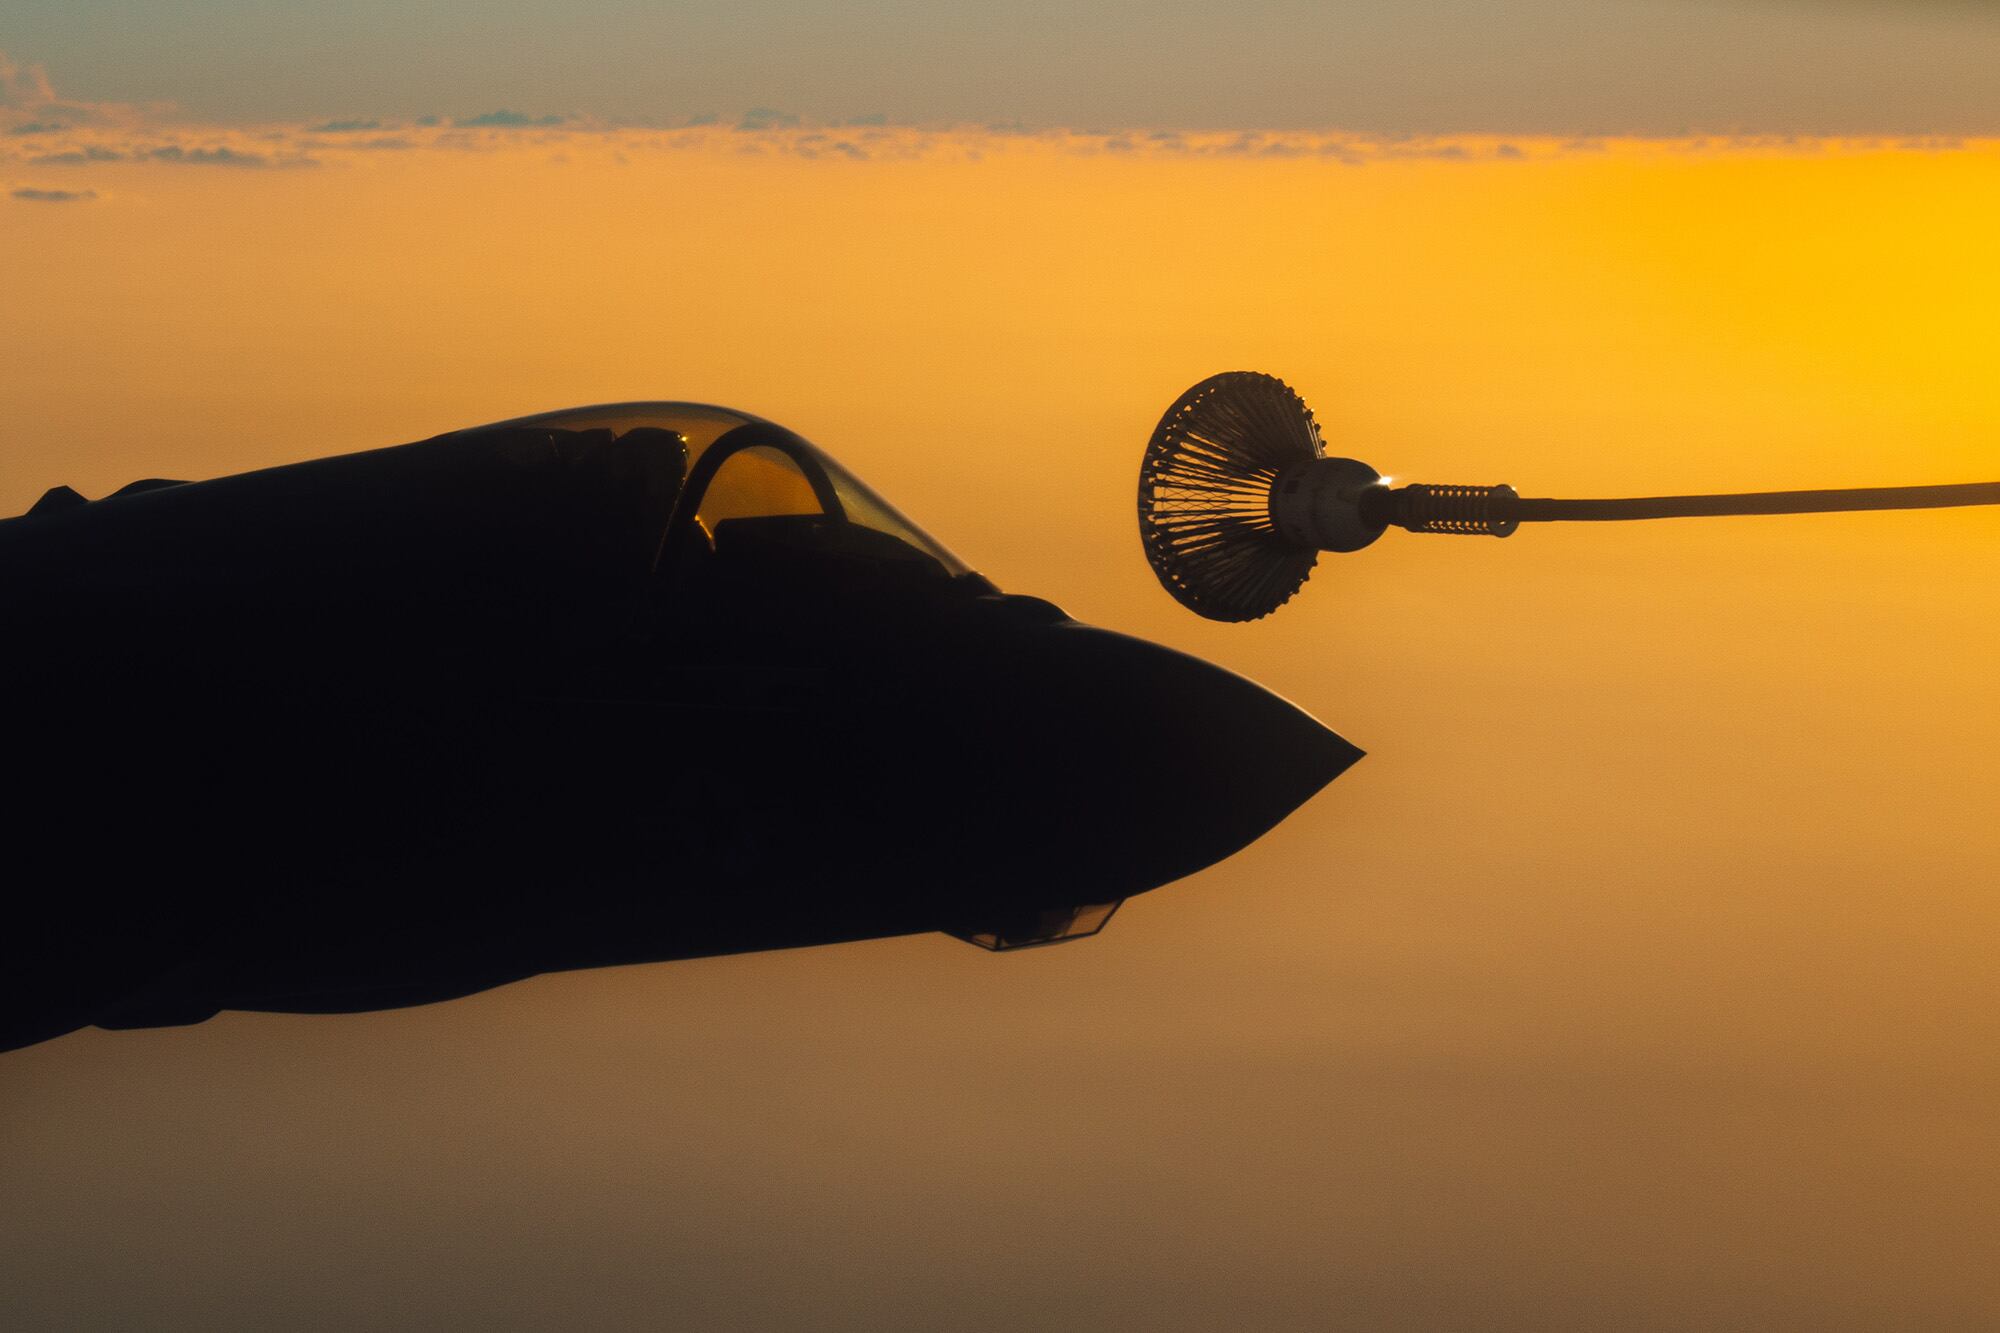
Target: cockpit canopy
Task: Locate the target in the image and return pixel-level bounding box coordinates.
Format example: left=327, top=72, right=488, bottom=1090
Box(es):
left=2, top=399, right=991, bottom=698
left=466, top=402, right=972, bottom=581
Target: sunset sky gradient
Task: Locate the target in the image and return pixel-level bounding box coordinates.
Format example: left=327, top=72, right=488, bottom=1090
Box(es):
left=4, top=14, right=2000, bottom=1329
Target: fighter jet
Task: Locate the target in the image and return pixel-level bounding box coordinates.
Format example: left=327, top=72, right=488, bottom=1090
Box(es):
left=0, top=402, right=1357, bottom=1053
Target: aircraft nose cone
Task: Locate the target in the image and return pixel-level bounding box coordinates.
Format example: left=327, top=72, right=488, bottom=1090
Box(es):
left=986, top=622, right=1362, bottom=899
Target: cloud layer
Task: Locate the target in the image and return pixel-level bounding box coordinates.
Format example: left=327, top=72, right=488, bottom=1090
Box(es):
left=4, top=45, right=1992, bottom=207
left=5, top=116, right=1986, bottom=183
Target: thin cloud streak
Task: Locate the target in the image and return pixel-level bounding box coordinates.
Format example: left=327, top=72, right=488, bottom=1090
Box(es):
left=10, top=186, right=97, bottom=202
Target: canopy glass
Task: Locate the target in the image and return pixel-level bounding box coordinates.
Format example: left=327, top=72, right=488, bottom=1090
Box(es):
left=466, top=402, right=970, bottom=577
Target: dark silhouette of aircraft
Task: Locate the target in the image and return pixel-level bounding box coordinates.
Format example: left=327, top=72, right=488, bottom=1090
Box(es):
left=1, top=403, right=1358, bottom=1053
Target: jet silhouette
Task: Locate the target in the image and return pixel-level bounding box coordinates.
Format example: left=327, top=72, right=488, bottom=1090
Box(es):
left=0, top=403, right=1358, bottom=1053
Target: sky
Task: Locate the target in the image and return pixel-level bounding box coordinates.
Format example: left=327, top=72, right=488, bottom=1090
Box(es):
left=6, top=1, right=2000, bottom=133
left=4, top=4, right=2000, bottom=1330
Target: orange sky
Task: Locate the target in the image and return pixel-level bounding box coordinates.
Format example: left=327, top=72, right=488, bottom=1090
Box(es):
left=4, top=130, right=1999, bottom=1327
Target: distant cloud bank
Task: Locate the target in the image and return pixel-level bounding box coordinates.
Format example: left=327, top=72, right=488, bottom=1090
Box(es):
left=4, top=119, right=1987, bottom=181
left=2, top=45, right=1991, bottom=196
